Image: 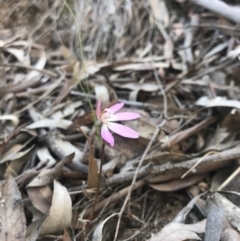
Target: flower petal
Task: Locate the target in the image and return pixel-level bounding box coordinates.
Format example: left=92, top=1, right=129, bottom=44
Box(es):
left=96, top=99, right=101, bottom=120
left=101, top=123, right=114, bottom=146
left=107, top=122, right=139, bottom=139
left=109, top=102, right=124, bottom=113
left=108, top=112, right=140, bottom=122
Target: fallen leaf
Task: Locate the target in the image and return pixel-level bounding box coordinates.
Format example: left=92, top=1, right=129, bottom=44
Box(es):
left=148, top=0, right=169, bottom=27
left=94, top=85, right=110, bottom=104
left=26, top=119, right=72, bottom=130
left=149, top=173, right=208, bottom=191
left=5, top=48, right=30, bottom=65
left=148, top=219, right=206, bottom=241
left=28, top=185, right=53, bottom=215
left=36, top=147, right=56, bottom=168
left=0, top=173, right=26, bottom=240
left=27, top=153, right=74, bottom=187
left=0, top=144, right=34, bottom=164
left=26, top=217, right=47, bottom=241
left=92, top=213, right=119, bottom=241
left=26, top=50, right=47, bottom=81
left=40, top=180, right=72, bottom=235
left=221, top=228, right=240, bottom=241
left=62, top=229, right=72, bottom=241
left=206, top=192, right=240, bottom=232
left=0, top=114, right=19, bottom=126
left=196, top=96, right=240, bottom=109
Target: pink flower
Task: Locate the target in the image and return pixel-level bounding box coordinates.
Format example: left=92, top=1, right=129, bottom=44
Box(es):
left=96, top=100, right=140, bottom=147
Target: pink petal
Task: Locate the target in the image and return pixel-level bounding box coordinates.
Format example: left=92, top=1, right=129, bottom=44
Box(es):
left=107, top=122, right=139, bottom=139
left=101, top=123, right=114, bottom=146
left=109, top=102, right=124, bottom=113
left=108, top=112, right=140, bottom=122
left=96, top=99, right=101, bottom=120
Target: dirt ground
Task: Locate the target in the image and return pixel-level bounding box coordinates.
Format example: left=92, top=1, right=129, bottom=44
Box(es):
left=1, top=0, right=240, bottom=241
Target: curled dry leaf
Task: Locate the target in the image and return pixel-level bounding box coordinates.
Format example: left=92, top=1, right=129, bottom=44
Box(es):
left=26, top=50, right=47, bottom=81
left=0, top=173, right=26, bottom=241
left=94, top=85, right=110, bottom=104
left=148, top=219, right=206, bottom=241
left=5, top=48, right=30, bottom=65
left=27, top=185, right=53, bottom=215
left=37, top=147, right=56, bottom=168
left=0, top=114, right=19, bottom=126
left=40, top=180, right=72, bottom=235
left=92, top=213, right=119, bottom=241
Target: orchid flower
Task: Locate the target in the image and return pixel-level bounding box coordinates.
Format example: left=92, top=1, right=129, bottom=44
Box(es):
left=96, top=100, right=140, bottom=147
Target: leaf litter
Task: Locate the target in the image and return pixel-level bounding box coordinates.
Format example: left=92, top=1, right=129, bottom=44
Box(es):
left=2, top=0, right=240, bottom=240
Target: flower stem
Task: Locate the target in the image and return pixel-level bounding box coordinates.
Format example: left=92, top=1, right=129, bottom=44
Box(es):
left=89, top=141, right=105, bottom=220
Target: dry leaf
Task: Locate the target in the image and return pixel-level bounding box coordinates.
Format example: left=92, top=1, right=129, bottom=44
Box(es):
left=5, top=48, right=30, bottom=65
left=206, top=193, right=240, bottom=232
left=92, top=213, right=118, bottom=241
left=112, top=62, right=169, bottom=71
left=221, top=228, right=240, bottom=241
left=37, top=147, right=56, bottom=168
left=0, top=114, right=19, bottom=126
left=0, top=144, right=34, bottom=164
left=26, top=50, right=47, bottom=81
left=28, top=153, right=74, bottom=187
left=40, top=180, right=72, bottom=235
left=0, top=173, right=26, bottom=240
left=149, top=173, right=207, bottom=191
left=26, top=217, right=47, bottom=241
left=28, top=186, right=53, bottom=215
left=196, top=96, right=240, bottom=109
left=62, top=229, right=72, bottom=241
left=26, top=119, right=72, bottom=130
left=94, top=85, right=110, bottom=104
left=148, top=219, right=206, bottom=241
left=148, top=0, right=169, bottom=27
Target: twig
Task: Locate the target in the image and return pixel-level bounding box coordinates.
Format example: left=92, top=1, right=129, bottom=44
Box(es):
left=113, top=128, right=160, bottom=241
left=161, top=116, right=216, bottom=150
left=217, top=165, right=240, bottom=191
left=106, top=146, right=240, bottom=186
left=148, top=146, right=240, bottom=183
left=83, top=179, right=145, bottom=218
left=182, top=151, right=218, bottom=178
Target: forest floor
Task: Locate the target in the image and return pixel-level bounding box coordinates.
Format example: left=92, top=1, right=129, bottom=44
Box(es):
left=1, top=0, right=240, bottom=240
